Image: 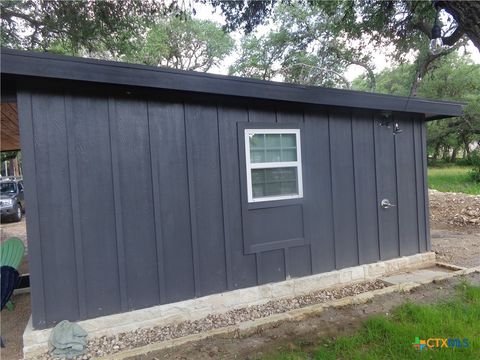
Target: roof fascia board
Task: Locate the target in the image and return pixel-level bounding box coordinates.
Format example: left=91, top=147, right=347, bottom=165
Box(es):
left=0, top=48, right=463, bottom=117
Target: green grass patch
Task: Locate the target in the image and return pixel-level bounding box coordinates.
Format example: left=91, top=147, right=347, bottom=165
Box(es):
left=428, top=166, right=480, bottom=195
left=262, top=282, right=480, bottom=360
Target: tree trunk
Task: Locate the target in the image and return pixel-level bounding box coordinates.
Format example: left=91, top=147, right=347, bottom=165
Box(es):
left=438, top=1, right=480, bottom=51
left=464, top=140, right=471, bottom=156
left=433, top=143, right=441, bottom=161
left=441, top=146, right=450, bottom=161
left=450, top=147, right=458, bottom=163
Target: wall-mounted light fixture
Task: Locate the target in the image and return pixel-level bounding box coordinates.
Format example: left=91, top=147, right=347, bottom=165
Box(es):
left=377, top=111, right=393, bottom=128
left=393, top=122, right=403, bottom=135
left=377, top=112, right=403, bottom=135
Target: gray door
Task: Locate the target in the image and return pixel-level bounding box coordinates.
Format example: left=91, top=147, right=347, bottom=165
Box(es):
left=374, top=116, right=400, bottom=260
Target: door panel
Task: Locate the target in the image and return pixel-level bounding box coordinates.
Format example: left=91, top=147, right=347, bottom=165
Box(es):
left=374, top=115, right=400, bottom=260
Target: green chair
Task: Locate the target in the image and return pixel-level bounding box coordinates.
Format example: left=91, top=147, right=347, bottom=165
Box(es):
left=0, top=237, right=25, bottom=310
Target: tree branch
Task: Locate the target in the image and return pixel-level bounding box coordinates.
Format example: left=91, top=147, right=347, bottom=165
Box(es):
left=412, top=21, right=432, bottom=37
left=442, top=26, right=465, bottom=46
left=1, top=8, right=41, bottom=27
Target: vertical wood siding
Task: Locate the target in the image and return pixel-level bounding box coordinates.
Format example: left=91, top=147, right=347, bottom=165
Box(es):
left=17, top=82, right=430, bottom=329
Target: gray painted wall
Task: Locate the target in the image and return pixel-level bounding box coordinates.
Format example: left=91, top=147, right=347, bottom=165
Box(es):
left=17, top=80, right=430, bottom=329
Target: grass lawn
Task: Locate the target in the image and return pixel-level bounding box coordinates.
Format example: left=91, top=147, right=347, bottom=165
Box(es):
left=428, top=166, right=480, bottom=195
left=263, top=282, right=480, bottom=360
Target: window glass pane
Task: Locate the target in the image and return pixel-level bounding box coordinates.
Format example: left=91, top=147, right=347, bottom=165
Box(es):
left=250, top=149, right=265, bottom=163
left=250, top=134, right=265, bottom=149
left=281, top=149, right=297, bottom=161
left=281, top=181, right=298, bottom=194
left=251, top=168, right=265, bottom=184
left=249, top=132, right=298, bottom=164
left=252, top=184, right=265, bottom=198
left=266, top=149, right=282, bottom=162
left=265, top=167, right=297, bottom=182
left=266, top=134, right=281, bottom=148
left=281, top=134, right=296, bottom=147
left=265, top=182, right=282, bottom=196
left=251, top=167, right=298, bottom=198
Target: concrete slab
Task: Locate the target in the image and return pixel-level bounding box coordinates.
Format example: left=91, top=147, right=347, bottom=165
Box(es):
left=381, top=267, right=452, bottom=285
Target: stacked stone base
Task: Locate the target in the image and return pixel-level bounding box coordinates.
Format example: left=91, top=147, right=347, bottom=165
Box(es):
left=23, top=252, right=435, bottom=359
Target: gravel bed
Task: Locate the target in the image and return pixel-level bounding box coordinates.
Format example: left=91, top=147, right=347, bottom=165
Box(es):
left=37, top=279, right=386, bottom=359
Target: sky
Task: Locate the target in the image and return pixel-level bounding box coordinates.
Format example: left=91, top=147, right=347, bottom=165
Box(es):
left=192, top=3, right=480, bottom=82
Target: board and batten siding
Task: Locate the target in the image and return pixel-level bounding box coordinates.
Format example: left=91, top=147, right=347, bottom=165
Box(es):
left=17, top=81, right=429, bottom=329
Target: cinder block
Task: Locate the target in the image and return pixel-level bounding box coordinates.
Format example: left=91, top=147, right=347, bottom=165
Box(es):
left=221, top=287, right=261, bottom=308
left=293, top=272, right=340, bottom=295
left=351, top=266, right=365, bottom=281
left=339, top=270, right=353, bottom=283
left=257, top=284, right=273, bottom=299
left=394, top=257, right=410, bottom=270
left=365, top=262, right=387, bottom=278
left=270, top=280, right=295, bottom=298
left=421, top=252, right=436, bottom=264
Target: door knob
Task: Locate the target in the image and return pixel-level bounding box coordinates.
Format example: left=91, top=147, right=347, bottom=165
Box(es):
left=381, top=199, right=396, bottom=209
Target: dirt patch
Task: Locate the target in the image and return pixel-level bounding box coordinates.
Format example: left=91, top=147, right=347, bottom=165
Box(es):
left=429, top=190, right=480, bottom=268
left=0, top=217, right=28, bottom=246
left=429, top=189, right=480, bottom=231
left=127, top=272, right=480, bottom=360
left=431, top=229, right=480, bottom=268
left=0, top=293, right=31, bottom=360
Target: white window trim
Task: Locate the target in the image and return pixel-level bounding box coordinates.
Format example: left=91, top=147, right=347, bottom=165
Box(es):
left=245, top=128, right=303, bottom=203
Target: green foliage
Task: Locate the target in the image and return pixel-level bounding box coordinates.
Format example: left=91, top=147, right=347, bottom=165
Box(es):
left=428, top=166, right=480, bottom=194
left=230, top=2, right=374, bottom=87
left=1, top=0, right=169, bottom=57
left=261, top=282, right=480, bottom=359
left=467, top=150, right=480, bottom=183
left=417, top=55, right=480, bottom=163
left=352, top=63, right=415, bottom=96
left=213, top=0, right=475, bottom=59
left=354, top=52, right=480, bottom=163
left=1, top=1, right=234, bottom=72
left=0, top=151, right=18, bottom=162
left=129, top=17, right=234, bottom=71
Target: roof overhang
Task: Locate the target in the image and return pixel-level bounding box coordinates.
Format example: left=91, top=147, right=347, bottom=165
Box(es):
left=1, top=48, right=464, bottom=120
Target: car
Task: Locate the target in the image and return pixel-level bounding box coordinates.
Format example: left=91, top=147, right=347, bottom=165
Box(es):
left=0, top=177, right=25, bottom=222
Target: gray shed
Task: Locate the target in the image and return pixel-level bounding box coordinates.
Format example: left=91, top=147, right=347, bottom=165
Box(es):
left=0, top=49, right=462, bottom=329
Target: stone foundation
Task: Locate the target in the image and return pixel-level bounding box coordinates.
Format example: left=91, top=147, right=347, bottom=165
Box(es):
left=23, top=252, right=435, bottom=359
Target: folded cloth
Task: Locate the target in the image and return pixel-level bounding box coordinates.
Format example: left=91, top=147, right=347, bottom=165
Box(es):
left=49, top=320, right=88, bottom=358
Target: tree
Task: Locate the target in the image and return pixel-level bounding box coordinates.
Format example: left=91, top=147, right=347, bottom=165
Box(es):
left=230, top=2, right=375, bottom=89
left=212, top=1, right=478, bottom=95
left=353, top=53, right=480, bottom=161
left=1, top=1, right=234, bottom=72
left=209, top=0, right=480, bottom=52
left=129, top=17, right=234, bottom=72
left=0, top=0, right=175, bottom=57
left=1, top=151, right=18, bottom=163
left=437, top=1, right=480, bottom=51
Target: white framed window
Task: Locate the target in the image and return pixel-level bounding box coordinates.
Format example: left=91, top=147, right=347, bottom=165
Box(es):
left=245, top=128, right=303, bottom=203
